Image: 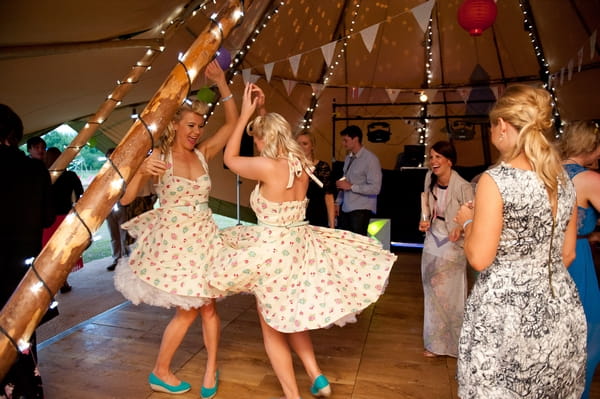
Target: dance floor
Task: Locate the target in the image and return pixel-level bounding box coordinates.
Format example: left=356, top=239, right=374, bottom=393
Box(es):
left=36, top=250, right=599, bottom=399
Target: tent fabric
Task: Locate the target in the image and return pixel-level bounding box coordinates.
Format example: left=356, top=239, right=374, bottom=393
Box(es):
left=0, top=0, right=598, bottom=163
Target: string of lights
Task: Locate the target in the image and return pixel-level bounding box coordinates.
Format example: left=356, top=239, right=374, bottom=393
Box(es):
left=518, top=0, right=562, bottom=135
left=301, top=0, right=362, bottom=132
left=0, top=1, right=245, bottom=363
left=201, top=1, right=282, bottom=124
left=418, top=16, right=434, bottom=162
left=47, top=1, right=219, bottom=183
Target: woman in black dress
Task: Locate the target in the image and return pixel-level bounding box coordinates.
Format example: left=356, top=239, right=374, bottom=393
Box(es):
left=295, top=130, right=336, bottom=228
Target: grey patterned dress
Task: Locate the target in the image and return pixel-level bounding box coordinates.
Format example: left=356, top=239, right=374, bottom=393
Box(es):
left=457, top=163, right=587, bottom=399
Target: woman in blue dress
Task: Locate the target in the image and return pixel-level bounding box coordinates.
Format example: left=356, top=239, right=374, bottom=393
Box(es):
left=560, top=120, right=600, bottom=399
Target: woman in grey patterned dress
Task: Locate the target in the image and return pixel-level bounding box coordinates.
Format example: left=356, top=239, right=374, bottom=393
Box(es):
left=455, top=85, right=586, bottom=398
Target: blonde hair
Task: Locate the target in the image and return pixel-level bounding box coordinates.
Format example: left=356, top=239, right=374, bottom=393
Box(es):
left=489, top=84, right=564, bottom=202
left=158, top=99, right=208, bottom=156
left=294, top=129, right=316, bottom=159
left=247, top=113, right=312, bottom=170
left=559, top=120, right=600, bottom=159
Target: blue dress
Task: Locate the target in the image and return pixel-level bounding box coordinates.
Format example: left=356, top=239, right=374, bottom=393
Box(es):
left=565, top=163, right=600, bottom=399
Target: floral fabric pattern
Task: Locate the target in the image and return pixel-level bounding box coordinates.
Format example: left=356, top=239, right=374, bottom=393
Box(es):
left=114, top=150, right=227, bottom=309
left=457, top=163, right=586, bottom=399
left=209, top=172, right=397, bottom=333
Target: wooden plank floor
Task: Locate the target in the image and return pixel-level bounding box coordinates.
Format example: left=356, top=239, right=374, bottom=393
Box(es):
left=36, top=250, right=599, bottom=399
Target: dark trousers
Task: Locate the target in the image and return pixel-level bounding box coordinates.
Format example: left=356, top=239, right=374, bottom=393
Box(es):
left=337, top=209, right=372, bottom=236
left=106, top=204, right=130, bottom=261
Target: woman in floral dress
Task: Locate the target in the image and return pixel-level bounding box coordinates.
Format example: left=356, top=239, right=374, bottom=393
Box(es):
left=209, top=83, right=397, bottom=399
left=455, top=85, right=586, bottom=398
left=114, top=60, right=236, bottom=398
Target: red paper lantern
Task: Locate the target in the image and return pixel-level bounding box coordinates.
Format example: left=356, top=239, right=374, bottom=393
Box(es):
left=457, top=0, right=498, bottom=36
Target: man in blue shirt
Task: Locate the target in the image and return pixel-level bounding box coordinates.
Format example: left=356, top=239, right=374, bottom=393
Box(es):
left=335, top=125, right=382, bottom=236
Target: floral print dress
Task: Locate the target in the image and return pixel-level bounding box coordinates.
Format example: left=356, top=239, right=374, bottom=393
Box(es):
left=208, top=155, right=397, bottom=332
left=114, top=150, right=228, bottom=309
left=457, top=163, right=586, bottom=399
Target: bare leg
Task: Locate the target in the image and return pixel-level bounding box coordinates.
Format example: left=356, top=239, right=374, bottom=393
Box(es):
left=152, top=307, right=200, bottom=385
left=288, top=331, right=322, bottom=382
left=199, top=299, right=220, bottom=389
left=258, top=309, right=301, bottom=399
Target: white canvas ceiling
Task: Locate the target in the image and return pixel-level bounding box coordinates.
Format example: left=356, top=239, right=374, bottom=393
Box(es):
left=1, top=0, right=599, bottom=168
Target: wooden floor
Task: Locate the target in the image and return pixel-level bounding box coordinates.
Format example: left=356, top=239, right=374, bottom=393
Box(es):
left=36, top=250, right=599, bottom=399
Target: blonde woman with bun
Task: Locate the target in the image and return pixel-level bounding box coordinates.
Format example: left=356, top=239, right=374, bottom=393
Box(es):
left=560, top=120, right=600, bottom=399
left=209, top=83, right=396, bottom=399
left=455, top=85, right=586, bottom=398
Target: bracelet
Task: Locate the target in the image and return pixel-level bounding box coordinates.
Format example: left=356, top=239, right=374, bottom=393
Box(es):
left=462, top=219, right=473, bottom=230
left=221, top=94, right=233, bottom=102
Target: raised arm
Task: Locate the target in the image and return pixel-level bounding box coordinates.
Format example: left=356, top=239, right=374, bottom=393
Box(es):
left=198, top=60, right=238, bottom=161
left=223, top=83, right=271, bottom=182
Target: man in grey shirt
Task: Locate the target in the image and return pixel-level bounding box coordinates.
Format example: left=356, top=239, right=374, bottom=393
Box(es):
left=335, top=125, right=382, bottom=236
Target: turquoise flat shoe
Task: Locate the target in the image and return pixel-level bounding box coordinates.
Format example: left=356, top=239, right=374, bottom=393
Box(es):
left=148, top=372, right=191, bottom=394
left=200, top=370, right=219, bottom=399
left=310, top=374, right=331, bottom=397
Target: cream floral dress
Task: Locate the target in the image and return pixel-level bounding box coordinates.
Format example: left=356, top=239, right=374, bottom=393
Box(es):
left=114, top=150, right=228, bottom=309
left=209, top=155, right=397, bottom=332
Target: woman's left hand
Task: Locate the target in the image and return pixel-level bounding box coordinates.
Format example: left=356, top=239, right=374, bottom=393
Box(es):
left=454, top=203, right=474, bottom=228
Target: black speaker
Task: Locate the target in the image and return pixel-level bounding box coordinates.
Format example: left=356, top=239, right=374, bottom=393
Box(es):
left=367, top=122, right=391, bottom=143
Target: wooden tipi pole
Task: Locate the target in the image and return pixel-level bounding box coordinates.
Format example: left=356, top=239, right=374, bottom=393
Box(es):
left=48, top=0, right=210, bottom=184
left=0, top=0, right=243, bottom=379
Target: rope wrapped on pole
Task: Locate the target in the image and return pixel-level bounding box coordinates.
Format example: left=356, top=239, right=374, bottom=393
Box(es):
left=0, top=0, right=243, bottom=379
left=48, top=0, right=213, bottom=184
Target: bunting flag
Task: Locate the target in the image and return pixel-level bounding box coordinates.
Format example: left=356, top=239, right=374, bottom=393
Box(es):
left=282, top=79, right=297, bottom=96
left=424, top=89, right=438, bottom=101
left=321, top=41, right=337, bottom=67
left=360, top=23, right=380, bottom=53
left=242, top=68, right=260, bottom=84
left=577, top=48, right=584, bottom=72
left=591, top=30, right=597, bottom=60
left=457, top=87, right=471, bottom=103
left=567, top=59, right=574, bottom=81
left=560, top=67, right=565, bottom=86
left=411, top=0, right=436, bottom=34
left=490, top=86, right=499, bottom=99
left=264, top=62, right=274, bottom=82
left=310, top=83, right=325, bottom=97
left=385, top=88, right=401, bottom=103
left=289, top=54, right=302, bottom=77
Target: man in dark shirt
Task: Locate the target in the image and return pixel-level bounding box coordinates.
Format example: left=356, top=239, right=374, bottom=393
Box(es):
left=0, top=103, right=54, bottom=397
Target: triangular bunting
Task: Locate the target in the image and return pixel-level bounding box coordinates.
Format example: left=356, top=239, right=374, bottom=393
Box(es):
left=567, top=59, right=574, bottom=81
left=385, top=88, right=401, bottom=103
left=282, top=79, right=297, bottom=96
left=264, top=63, right=274, bottom=82
left=289, top=54, right=302, bottom=77
left=321, top=41, right=337, bottom=67
left=590, top=30, right=597, bottom=61
left=490, top=86, right=499, bottom=99
left=310, top=83, right=325, bottom=97
left=457, top=87, right=471, bottom=103
left=242, top=68, right=261, bottom=84
left=577, top=48, right=583, bottom=72
left=424, top=89, right=437, bottom=101
left=411, top=0, right=436, bottom=34
left=360, top=23, right=380, bottom=53
left=560, top=67, right=565, bottom=86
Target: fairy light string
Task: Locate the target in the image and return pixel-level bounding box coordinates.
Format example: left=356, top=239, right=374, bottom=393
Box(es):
left=518, top=0, right=562, bottom=135
left=0, top=1, right=246, bottom=361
